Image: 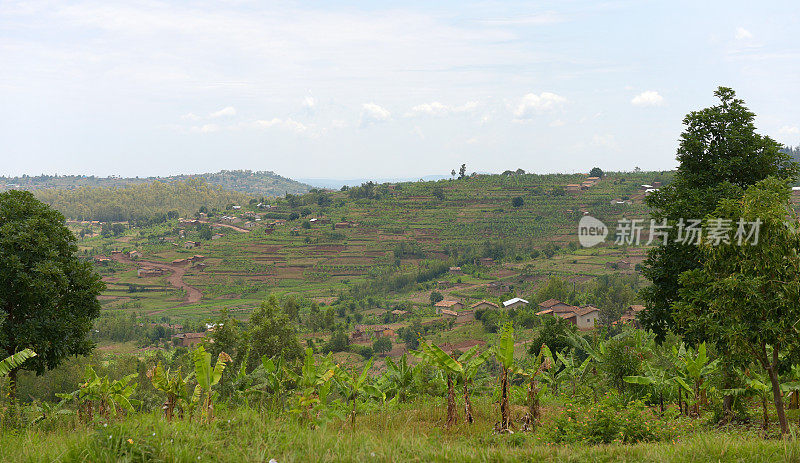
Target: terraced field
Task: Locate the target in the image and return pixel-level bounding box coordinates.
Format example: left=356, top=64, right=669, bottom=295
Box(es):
left=73, top=171, right=669, bottom=323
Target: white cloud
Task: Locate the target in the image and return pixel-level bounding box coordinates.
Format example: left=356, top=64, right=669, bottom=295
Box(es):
left=591, top=134, right=618, bottom=150
left=549, top=119, right=565, bottom=127
left=360, top=103, right=391, bottom=126
left=408, top=101, right=448, bottom=116
left=302, top=96, right=316, bottom=110
left=405, top=100, right=479, bottom=117
left=513, top=92, right=566, bottom=119
left=253, top=118, right=308, bottom=133
left=209, top=106, right=236, bottom=118
left=779, top=125, right=799, bottom=135
left=735, top=27, right=753, bottom=40
left=190, top=123, right=220, bottom=133
left=631, top=91, right=664, bottom=107
left=181, top=112, right=201, bottom=121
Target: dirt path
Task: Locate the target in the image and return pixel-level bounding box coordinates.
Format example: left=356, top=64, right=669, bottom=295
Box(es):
left=197, top=219, right=251, bottom=233
left=110, top=254, right=202, bottom=314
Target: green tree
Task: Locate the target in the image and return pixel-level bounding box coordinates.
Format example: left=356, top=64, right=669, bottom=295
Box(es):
left=589, top=167, right=604, bottom=178
left=198, top=224, right=213, bottom=240
left=372, top=336, right=392, bottom=355
left=512, top=196, right=524, bottom=208
left=245, top=296, right=302, bottom=371
left=0, top=191, right=105, bottom=399
left=429, top=290, right=444, bottom=305
left=641, top=87, right=798, bottom=341
left=675, top=178, right=800, bottom=434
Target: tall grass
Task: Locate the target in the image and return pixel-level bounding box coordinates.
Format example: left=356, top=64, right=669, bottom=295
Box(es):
left=3, top=399, right=800, bottom=462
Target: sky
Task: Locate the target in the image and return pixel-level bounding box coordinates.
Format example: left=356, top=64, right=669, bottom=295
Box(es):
left=2, top=0, right=799, bottom=180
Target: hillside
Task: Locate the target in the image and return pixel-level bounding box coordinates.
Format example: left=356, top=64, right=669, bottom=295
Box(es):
left=0, top=169, right=311, bottom=197
left=71, top=170, right=671, bottom=324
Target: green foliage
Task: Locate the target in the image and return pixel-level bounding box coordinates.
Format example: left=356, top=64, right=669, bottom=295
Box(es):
left=372, top=336, right=392, bottom=354
left=641, top=87, right=799, bottom=341
left=0, top=349, right=36, bottom=377
left=0, top=190, right=105, bottom=384
left=191, top=346, right=231, bottom=422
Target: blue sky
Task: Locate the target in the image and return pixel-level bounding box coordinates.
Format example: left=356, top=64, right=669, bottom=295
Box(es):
left=2, top=0, right=799, bottom=179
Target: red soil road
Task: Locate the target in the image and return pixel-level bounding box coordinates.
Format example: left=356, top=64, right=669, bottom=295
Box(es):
left=197, top=219, right=251, bottom=233
left=110, top=254, right=202, bottom=313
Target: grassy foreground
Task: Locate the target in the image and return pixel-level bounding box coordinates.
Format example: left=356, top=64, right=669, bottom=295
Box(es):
left=4, top=400, right=800, bottom=463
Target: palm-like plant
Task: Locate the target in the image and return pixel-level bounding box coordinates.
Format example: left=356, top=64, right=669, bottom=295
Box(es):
left=672, top=342, right=719, bottom=416
left=0, top=349, right=36, bottom=377
left=384, top=353, right=415, bottom=403
left=333, top=357, right=380, bottom=428
left=556, top=350, right=591, bottom=397
left=725, top=368, right=772, bottom=428
left=624, top=362, right=673, bottom=413
left=518, top=344, right=553, bottom=430
left=147, top=362, right=192, bottom=421
left=415, top=341, right=492, bottom=426
left=58, top=366, right=139, bottom=423
left=495, top=323, right=516, bottom=431
left=191, top=346, right=231, bottom=422
left=287, top=348, right=335, bottom=425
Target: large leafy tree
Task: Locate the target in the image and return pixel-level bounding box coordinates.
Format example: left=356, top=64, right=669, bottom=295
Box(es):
left=640, top=87, right=797, bottom=341
left=0, top=190, right=105, bottom=398
left=244, top=295, right=302, bottom=371
left=675, top=178, right=800, bottom=434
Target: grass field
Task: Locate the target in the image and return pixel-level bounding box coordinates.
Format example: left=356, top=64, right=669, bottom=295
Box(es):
left=5, top=400, right=800, bottom=462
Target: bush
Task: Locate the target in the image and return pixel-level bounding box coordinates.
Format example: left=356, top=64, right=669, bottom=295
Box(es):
left=349, top=344, right=374, bottom=359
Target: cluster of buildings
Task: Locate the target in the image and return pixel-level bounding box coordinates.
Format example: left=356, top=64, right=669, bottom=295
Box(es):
left=565, top=176, right=601, bottom=193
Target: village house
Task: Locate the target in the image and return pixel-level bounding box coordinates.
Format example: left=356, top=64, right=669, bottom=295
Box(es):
left=188, top=255, right=205, bottom=263
left=448, top=266, right=463, bottom=275
left=619, top=304, right=645, bottom=327
left=440, top=309, right=458, bottom=318
left=94, top=256, right=111, bottom=265
left=137, top=267, right=164, bottom=277
left=435, top=300, right=464, bottom=313
left=212, top=233, right=224, bottom=240
left=536, top=299, right=601, bottom=329
left=476, top=257, right=495, bottom=266
left=456, top=309, right=476, bottom=324
left=470, top=300, right=499, bottom=311
left=565, top=184, right=581, bottom=192
left=390, top=309, right=408, bottom=316
left=128, top=250, right=142, bottom=259
left=502, top=297, right=529, bottom=310
left=172, top=258, right=188, bottom=266
left=172, top=332, right=205, bottom=347
left=184, top=241, right=200, bottom=249
left=242, top=221, right=257, bottom=230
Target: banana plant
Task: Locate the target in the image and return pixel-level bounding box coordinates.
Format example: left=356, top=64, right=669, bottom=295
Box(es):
left=286, top=348, right=335, bottom=425
left=147, top=362, right=192, bottom=421
left=556, top=350, right=591, bottom=397
left=672, top=342, right=719, bottom=417
left=494, top=323, right=516, bottom=432
left=383, top=353, right=415, bottom=403
left=725, top=368, right=772, bottom=428
left=624, top=362, right=672, bottom=413
left=517, top=344, right=553, bottom=430
left=413, top=342, right=461, bottom=427
left=191, top=346, right=231, bottom=423
left=333, top=357, right=381, bottom=428
left=57, top=366, right=139, bottom=423
left=0, top=349, right=36, bottom=377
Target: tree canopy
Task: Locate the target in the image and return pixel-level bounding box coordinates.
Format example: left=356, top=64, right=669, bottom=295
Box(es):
left=640, top=87, right=798, bottom=340
left=0, top=190, right=105, bottom=394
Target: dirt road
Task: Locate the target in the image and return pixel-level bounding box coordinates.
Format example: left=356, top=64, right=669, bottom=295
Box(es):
left=110, top=253, right=202, bottom=314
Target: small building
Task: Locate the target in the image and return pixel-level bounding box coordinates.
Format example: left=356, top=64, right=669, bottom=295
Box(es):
left=391, top=309, right=408, bottom=316
left=435, top=300, right=464, bottom=313
left=184, top=241, right=200, bottom=249
left=128, top=250, right=142, bottom=259
left=470, top=300, right=499, bottom=311
left=212, top=233, right=224, bottom=240
left=476, top=257, right=495, bottom=266
left=574, top=306, right=600, bottom=329
left=538, top=299, right=574, bottom=312
left=137, top=267, right=164, bottom=277
left=502, top=297, right=529, bottom=310
left=456, top=310, right=476, bottom=324
left=94, top=257, right=111, bottom=265
left=173, top=332, right=205, bottom=347
left=619, top=304, right=645, bottom=327
left=448, top=266, right=463, bottom=275
left=188, top=255, right=205, bottom=263
left=565, top=184, right=581, bottom=192
left=172, top=258, right=188, bottom=266
left=440, top=309, right=458, bottom=318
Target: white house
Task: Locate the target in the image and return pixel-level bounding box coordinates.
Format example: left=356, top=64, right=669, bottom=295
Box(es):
left=502, top=297, right=529, bottom=310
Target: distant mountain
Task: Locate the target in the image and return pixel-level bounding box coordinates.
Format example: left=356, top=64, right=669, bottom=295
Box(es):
left=297, top=175, right=449, bottom=189
left=0, top=170, right=312, bottom=197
